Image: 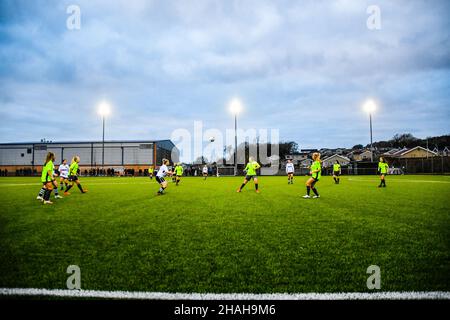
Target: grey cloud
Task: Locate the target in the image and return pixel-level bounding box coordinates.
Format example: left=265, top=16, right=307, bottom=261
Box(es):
left=0, top=0, right=449, bottom=157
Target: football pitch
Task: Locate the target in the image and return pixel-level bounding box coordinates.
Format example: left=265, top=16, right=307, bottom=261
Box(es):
left=0, top=175, right=449, bottom=295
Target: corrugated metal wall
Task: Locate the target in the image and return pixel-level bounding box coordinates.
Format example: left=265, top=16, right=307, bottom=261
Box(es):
left=0, top=142, right=155, bottom=166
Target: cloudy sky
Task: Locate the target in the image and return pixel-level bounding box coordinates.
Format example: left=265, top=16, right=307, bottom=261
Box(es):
left=1, top=0, right=449, bottom=159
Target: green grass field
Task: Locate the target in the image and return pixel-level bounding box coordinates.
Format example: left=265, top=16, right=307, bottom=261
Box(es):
left=0, top=175, right=449, bottom=294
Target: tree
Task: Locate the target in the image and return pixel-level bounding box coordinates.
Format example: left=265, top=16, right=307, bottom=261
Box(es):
left=224, top=141, right=298, bottom=167
left=392, top=133, right=417, bottom=148
left=371, top=134, right=450, bottom=150
left=194, top=156, right=208, bottom=164
left=352, top=144, right=364, bottom=150
left=279, top=141, right=300, bottom=155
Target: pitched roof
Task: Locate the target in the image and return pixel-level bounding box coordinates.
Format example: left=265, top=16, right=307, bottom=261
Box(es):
left=347, top=149, right=371, bottom=155
left=398, top=146, right=438, bottom=156
left=383, top=146, right=438, bottom=157
left=390, top=147, right=409, bottom=156
left=322, top=154, right=351, bottom=162
left=382, top=148, right=400, bottom=155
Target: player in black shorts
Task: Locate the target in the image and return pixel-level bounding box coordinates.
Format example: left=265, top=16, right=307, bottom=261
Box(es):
left=236, top=157, right=261, bottom=193
left=332, top=160, right=341, bottom=184
left=64, top=156, right=88, bottom=195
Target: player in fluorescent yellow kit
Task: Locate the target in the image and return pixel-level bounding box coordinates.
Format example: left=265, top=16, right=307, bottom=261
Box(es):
left=378, top=157, right=389, bottom=188
left=36, top=152, right=57, bottom=204
left=302, top=152, right=321, bottom=199
left=172, top=162, right=177, bottom=182
left=236, top=157, right=261, bottom=193
left=148, top=166, right=154, bottom=180
left=174, top=163, right=183, bottom=186
left=332, top=160, right=341, bottom=184
left=37, top=153, right=63, bottom=201
left=64, top=156, right=88, bottom=195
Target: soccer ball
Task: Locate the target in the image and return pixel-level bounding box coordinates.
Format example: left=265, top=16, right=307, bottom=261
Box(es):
left=209, top=136, right=215, bottom=142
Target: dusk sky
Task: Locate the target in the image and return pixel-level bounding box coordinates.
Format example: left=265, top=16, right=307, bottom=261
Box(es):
left=1, top=0, right=449, bottom=159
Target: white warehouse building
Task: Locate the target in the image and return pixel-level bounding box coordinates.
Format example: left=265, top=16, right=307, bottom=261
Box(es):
left=0, top=140, right=178, bottom=175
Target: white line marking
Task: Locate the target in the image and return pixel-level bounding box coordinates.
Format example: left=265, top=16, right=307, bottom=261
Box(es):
left=347, top=178, right=450, bottom=184
left=1, top=177, right=449, bottom=187
left=0, top=182, right=153, bottom=187
left=0, top=288, right=449, bottom=300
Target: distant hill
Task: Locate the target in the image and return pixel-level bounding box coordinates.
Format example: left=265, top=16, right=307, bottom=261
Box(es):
left=370, top=134, right=450, bottom=150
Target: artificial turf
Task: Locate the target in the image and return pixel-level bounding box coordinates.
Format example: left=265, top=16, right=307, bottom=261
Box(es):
left=0, top=175, right=449, bottom=293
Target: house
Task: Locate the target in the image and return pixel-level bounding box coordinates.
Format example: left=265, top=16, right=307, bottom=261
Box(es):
left=322, top=154, right=351, bottom=168
left=381, top=148, right=401, bottom=156
left=335, top=148, right=350, bottom=155
left=398, top=146, right=438, bottom=158
left=300, top=149, right=319, bottom=156
left=319, top=148, right=333, bottom=157
left=442, top=147, right=449, bottom=157
left=285, top=154, right=308, bottom=165
left=347, top=149, right=373, bottom=161
left=377, top=147, right=392, bottom=155
left=300, top=158, right=313, bottom=168
left=381, top=147, right=406, bottom=158
left=382, top=146, right=438, bottom=159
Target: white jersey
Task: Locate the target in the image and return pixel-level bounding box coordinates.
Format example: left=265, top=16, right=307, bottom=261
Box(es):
left=286, top=163, right=295, bottom=173
left=157, top=165, right=169, bottom=178
left=59, top=164, right=70, bottom=178
left=202, top=166, right=208, bottom=174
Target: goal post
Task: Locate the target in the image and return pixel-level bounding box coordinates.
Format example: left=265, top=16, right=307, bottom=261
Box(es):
left=216, top=166, right=235, bottom=177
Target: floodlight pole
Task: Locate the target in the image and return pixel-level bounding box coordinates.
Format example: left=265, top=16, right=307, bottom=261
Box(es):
left=102, top=115, right=105, bottom=169
left=202, top=142, right=205, bottom=165
left=234, top=113, right=238, bottom=175
left=369, top=113, right=373, bottom=162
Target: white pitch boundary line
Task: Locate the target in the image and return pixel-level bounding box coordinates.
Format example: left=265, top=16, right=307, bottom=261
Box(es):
left=0, top=288, right=449, bottom=300
left=347, top=178, right=450, bottom=184
left=0, top=182, right=154, bottom=187
left=1, top=178, right=450, bottom=187
left=1, top=177, right=449, bottom=188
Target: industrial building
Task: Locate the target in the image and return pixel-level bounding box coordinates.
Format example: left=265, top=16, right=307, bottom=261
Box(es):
left=0, top=140, right=178, bottom=175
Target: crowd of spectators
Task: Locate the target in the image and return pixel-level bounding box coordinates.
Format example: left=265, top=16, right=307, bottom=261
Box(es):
left=182, top=165, right=217, bottom=176
left=1, top=165, right=220, bottom=177
left=5, top=168, right=37, bottom=176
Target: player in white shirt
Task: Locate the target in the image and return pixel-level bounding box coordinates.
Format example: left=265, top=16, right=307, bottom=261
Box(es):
left=286, top=159, right=295, bottom=184
left=202, top=165, right=208, bottom=180
left=156, top=158, right=172, bottom=195
left=58, top=159, right=70, bottom=191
